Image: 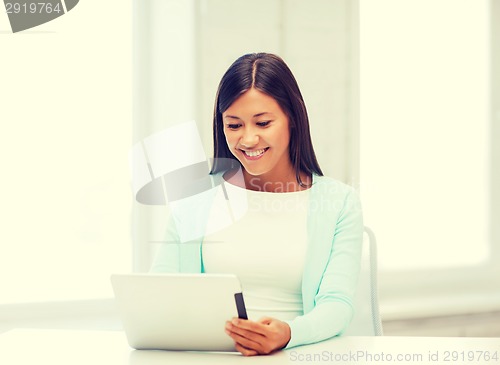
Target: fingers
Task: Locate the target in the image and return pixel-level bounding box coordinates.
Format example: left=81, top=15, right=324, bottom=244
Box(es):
left=229, top=318, right=269, bottom=335
left=234, top=343, right=258, bottom=357
left=228, top=330, right=275, bottom=355
left=225, top=320, right=265, bottom=346
left=225, top=325, right=261, bottom=356
left=225, top=318, right=283, bottom=355
left=227, top=328, right=267, bottom=353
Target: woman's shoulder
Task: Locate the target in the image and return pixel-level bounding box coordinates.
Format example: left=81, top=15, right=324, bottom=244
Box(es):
left=311, top=174, right=357, bottom=196
left=310, top=175, right=362, bottom=215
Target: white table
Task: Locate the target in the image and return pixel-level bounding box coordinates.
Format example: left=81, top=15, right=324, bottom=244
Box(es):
left=0, top=329, right=498, bottom=364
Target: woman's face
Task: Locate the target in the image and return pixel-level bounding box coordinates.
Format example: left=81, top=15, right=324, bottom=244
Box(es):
left=222, top=88, right=292, bottom=181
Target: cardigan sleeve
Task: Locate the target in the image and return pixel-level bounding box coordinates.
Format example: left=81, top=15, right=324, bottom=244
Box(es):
left=150, top=210, right=205, bottom=273
left=150, top=214, right=181, bottom=273
left=284, top=188, right=363, bottom=348
left=150, top=183, right=222, bottom=273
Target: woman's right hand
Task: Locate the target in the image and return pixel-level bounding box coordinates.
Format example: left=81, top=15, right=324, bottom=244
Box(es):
left=225, top=316, right=291, bottom=356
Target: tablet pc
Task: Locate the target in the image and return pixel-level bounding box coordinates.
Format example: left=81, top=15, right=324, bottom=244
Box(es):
left=111, top=273, right=247, bottom=352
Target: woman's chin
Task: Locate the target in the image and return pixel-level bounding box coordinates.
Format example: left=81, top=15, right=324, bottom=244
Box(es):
left=240, top=165, right=267, bottom=178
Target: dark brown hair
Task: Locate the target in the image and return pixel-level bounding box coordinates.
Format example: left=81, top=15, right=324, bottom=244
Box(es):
left=210, top=53, right=323, bottom=186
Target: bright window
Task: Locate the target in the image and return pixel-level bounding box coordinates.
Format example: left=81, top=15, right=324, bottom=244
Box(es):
left=360, top=0, right=490, bottom=271
left=0, top=2, right=132, bottom=304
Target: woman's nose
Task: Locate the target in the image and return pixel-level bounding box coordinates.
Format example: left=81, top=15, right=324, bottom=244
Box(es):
left=240, top=128, right=259, bottom=147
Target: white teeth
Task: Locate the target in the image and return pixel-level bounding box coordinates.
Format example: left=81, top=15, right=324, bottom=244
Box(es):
left=243, top=148, right=266, bottom=157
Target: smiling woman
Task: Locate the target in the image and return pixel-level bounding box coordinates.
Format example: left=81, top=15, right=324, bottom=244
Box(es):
left=151, top=53, right=364, bottom=356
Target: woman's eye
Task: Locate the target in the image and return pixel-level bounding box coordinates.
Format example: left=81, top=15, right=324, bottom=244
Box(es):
left=226, top=124, right=241, bottom=130
left=257, top=121, right=271, bottom=127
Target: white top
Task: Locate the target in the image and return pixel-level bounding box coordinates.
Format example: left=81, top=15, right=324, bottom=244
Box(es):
left=202, top=181, right=309, bottom=321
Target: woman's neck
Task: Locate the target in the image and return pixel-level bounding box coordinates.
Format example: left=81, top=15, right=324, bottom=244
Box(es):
left=224, top=167, right=311, bottom=193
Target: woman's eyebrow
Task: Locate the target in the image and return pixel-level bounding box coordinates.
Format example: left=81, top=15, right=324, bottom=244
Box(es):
left=224, top=112, right=273, bottom=120
left=253, top=112, right=273, bottom=118
left=223, top=115, right=242, bottom=120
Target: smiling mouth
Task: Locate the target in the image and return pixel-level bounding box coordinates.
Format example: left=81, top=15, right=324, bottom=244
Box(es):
left=241, top=147, right=269, bottom=158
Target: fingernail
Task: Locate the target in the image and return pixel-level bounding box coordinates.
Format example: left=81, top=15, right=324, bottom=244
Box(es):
left=232, top=319, right=238, bottom=325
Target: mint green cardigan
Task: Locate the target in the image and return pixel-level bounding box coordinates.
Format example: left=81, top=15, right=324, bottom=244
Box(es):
left=151, top=173, right=363, bottom=349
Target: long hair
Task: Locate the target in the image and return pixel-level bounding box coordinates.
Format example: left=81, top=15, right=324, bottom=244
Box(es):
left=210, top=53, right=323, bottom=186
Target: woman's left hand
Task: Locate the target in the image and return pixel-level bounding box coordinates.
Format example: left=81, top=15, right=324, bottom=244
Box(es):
left=224, top=316, right=291, bottom=356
